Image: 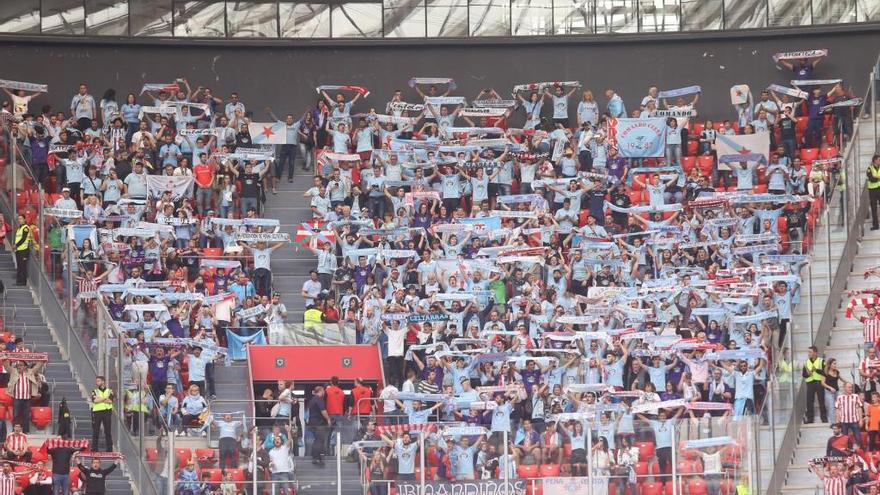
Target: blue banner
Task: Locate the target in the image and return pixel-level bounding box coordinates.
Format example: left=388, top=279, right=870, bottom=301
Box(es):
left=613, top=118, right=667, bottom=158
left=69, top=224, right=97, bottom=249
left=225, top=328, right=266, bottom=360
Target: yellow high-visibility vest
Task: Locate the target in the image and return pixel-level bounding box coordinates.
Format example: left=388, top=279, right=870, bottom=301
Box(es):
left=304, top=308, right=323, bottom=331
left=91, top=388, right=113, bottom=412
left=868, top=164, right=880, bottom=189
left=126, top=390, right=149, bottom=413
left=804, top=357, right=824, bottom=382
left=14, top=225, right=30, bottom=251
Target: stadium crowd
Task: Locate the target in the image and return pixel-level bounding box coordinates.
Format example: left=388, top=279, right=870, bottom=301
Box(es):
left=0, top=47, right=873, bottom=495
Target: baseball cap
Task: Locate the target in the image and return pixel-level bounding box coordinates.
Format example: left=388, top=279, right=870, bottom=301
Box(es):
left=61, top=187, right=70, bottom=192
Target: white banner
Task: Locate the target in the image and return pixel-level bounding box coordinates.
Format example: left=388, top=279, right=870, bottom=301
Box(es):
left=44, top=208, right=83, bottom=219
left=145, top=175, right=195, bottom=200
left=235, top=232, right=290, bottom=242
left=0, top=79, right=47, bottom=92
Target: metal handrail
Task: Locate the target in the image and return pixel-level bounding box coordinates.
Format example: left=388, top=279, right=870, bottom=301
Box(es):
left=764, top=53, right=879, bottom=495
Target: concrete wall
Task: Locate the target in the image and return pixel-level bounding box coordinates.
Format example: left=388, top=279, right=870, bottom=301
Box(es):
left=0, top=25, right=878, bottom=124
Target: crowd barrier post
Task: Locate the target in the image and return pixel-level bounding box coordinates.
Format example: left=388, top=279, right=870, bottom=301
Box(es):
left=419, top=429, right=426, bottom=493
left=670, top=426, right=678, bottom=495
left=769, top=381, right=777, bottom=459
left=872, top=66, right=877, bottom=147
left=138, top=380, right=146, bottom=493
left=337, top=431, right=343, bottom=495
left=168, top=428, right=176, bottom=495
left=37, top=184, right=45, bottom=295
left=252, top=427, right=259, bottom=495
left=503, top=430, right=510, bottom=495
left=807, top=263, right=814, bottom=342
left=66, top=242, right=74, bottom=328
left=586, top=429, right=593, bottom=495
left=746, top=418, right=755, bottom=494
left=10, top=126, right=16, bottom=222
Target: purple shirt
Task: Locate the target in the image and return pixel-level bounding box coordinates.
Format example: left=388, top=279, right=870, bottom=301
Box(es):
left=353, top=264, right=373, bottom=291
left=520, top=369, right=543, bottom=394
left=421, top=365, right=444, bottom=388
left=149, top=356, right=170, bottom=382
left=806, top=95, right=828, bottom=119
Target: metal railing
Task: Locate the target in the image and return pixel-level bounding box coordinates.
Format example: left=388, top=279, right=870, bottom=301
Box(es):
left=763, top=52, right=880, bottom=494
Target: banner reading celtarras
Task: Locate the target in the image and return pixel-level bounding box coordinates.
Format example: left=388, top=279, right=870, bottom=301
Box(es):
left=396, top=480, right=526, bottom=495
left=607, top=117, right=667, bottom=158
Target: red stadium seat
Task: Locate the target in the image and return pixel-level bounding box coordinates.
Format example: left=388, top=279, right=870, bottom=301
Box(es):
left=30, top=407, right=51, bottom=429
left=799, top=148, right=819, bottom=161
left=676, top=461, right=693, bottom=474
left=720, top=479, right=736, bottom=495
left=578, top=210, right=590, bottom=227
left=635, top=441, right=655, bottom=459
left=539, top=464, right=561, bottom=477
left=688, top=478, right=709, bottom=495
left=680, top=156, right=696, bottom=174
left=145, top=447, right=159, bottom=466
left=691, top=123, right=705, bottom=135
left=820, top=145, right=839, bottom=158
left=640, top=481, right=663, bottom=495
left=195, top=448, right=217, bottom=467
left=777, top=216, right=788, bottom=233
left=517, top=464, right=539, bottom=479
left=687, top=140, right=699, bottom=156
left=634, top=461, right=649, bottom=476
left=203, top=247, right=223, bottom=258
left=795, top=116, right=809, bottom=133
left=627, top=190, right=643, bottom=206
left=175, top=448, right=193, bottom=468
left=697, top=155, right=714, bottom=175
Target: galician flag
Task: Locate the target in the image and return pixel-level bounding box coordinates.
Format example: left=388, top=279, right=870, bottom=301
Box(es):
left=248, top=122, right=287, bottom=145
left=714, top=132, right=770, bottom=166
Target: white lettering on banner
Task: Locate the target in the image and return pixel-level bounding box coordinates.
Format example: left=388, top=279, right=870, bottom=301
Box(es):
left=44, top=208, right=83, bottom=219
left=235, top=232, right=291, bottom=242
left=655, top=109, right=697, bottom=118
left=396, top=480, right=526, bottom=495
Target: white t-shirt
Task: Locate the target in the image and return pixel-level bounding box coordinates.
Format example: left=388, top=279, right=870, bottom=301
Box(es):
left=269, top=446, right=293, bottom=473
left=386, top=326, right=407, bottom=357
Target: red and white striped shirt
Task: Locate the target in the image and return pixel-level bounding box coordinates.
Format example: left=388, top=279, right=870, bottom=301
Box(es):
left=4, top=432, right=26, bottom=454
left=823, top=475, right=847, bottom=495
left=835, top=393, right=865, bottom=423
left=0, top=472, right=15, bottom=495
left=12, top=372, right=30, bottom=400
left=862, top=316, right=880, bottom=343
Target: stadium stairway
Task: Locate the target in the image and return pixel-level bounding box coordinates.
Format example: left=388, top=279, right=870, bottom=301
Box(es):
left=0, top=252, right=134, bottom=494
left=264, top=159, right=319, bottom=323
left=778, top=227, right=880, bottom=493
left=773, top=120, right=880, bottom=492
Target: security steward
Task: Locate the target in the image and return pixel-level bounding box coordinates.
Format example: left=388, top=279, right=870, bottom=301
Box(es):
left=868, top=154, right=880, bottom=230
left=304, top=297, right=328, bottom=334
left=802, top=345, right=826, bottom=423
left=90, top=376, right=114, bottom=452
left=13, top=214, right=31, bottom=285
